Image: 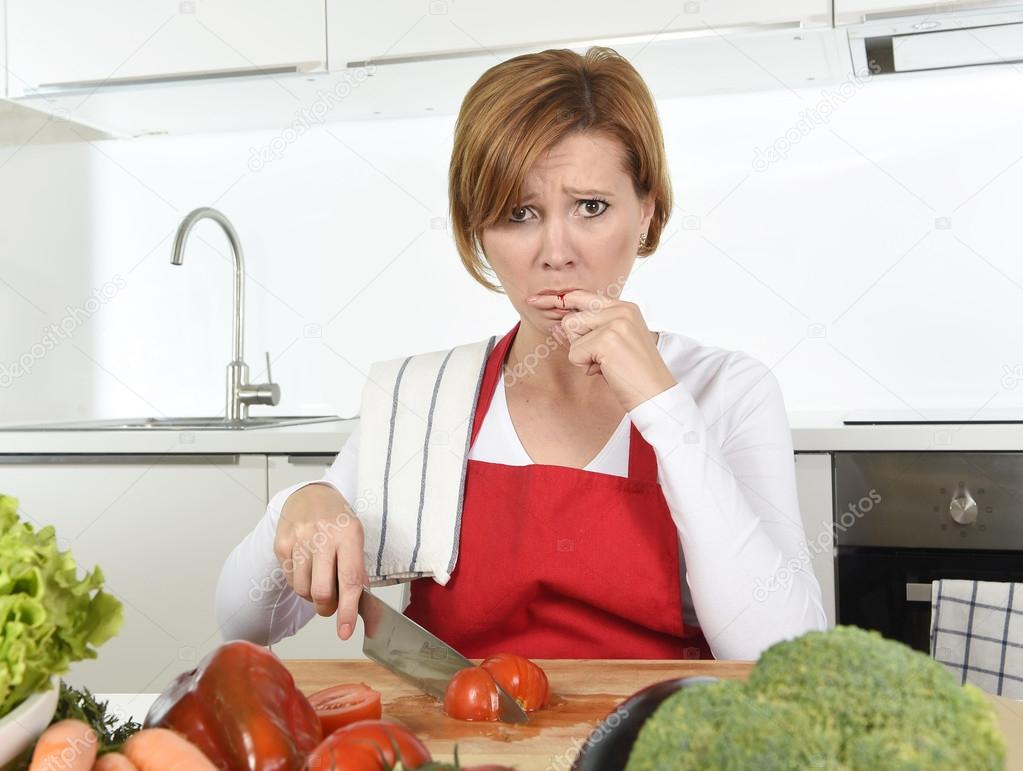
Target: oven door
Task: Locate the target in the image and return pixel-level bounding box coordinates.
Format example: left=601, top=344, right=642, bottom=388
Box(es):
left=836, top=546, right=1023, bottom=653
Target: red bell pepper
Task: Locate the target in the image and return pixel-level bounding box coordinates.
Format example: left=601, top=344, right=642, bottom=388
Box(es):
left=144, top=640, right=322, bottom=770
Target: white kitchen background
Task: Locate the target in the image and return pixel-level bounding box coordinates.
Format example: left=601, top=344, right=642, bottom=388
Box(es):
left=2, top=58, right=1022, bottom=425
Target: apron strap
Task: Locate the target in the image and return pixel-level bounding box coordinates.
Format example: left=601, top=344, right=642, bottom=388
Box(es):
left=470, top=322, right=519, bottom=449
left=628, top=423, right=659, bottom=485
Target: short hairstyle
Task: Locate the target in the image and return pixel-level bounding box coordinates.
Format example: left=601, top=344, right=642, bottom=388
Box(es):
left=449, top=46, right=673, bottom=293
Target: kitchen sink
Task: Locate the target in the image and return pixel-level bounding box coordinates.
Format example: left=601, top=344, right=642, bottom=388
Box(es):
left=0, top=415, right=344, bottom=431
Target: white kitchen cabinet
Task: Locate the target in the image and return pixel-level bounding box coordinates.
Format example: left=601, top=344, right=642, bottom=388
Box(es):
left=5, top=0, right=326, bottom=97
left=794, top=453, right=835, bottom=627
left=0, top=453, right=267, bottom=692
left=265, top=454, right=407, bottom=661
left=327, top=0, right=831, bottom=67
left=834, top=0, right=1020, bottom=24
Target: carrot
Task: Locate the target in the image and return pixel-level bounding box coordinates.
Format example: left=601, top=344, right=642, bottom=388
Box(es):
left=92, top=753, right=139, bottom=771
left=29, top=719, right=98, bottom=771
left=122, top=728, right=217, bottom=771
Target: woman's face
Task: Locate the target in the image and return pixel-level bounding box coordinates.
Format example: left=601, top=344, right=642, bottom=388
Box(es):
left=480, top=131, right=655, bottom=333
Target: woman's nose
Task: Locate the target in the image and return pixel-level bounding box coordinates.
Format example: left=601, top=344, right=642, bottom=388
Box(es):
left=539, top=223, right=576, bottom=269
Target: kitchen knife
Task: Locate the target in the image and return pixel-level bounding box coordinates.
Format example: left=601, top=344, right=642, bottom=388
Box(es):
left=357, top=587, right=529, bottom=724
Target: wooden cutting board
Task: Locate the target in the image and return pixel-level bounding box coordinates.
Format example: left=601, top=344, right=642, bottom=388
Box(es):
left=286, top=659, right=747, bottom=769
left=286, top=659, right=1023, bottom=770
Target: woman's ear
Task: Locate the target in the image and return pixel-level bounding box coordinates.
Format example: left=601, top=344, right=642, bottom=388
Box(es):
left=640, top=192, right=656, bottom=235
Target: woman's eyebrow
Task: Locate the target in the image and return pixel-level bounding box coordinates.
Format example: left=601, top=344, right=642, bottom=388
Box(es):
left=520, top=187, right=616, bottom=202
left=566, top=187, right=615, bottom=197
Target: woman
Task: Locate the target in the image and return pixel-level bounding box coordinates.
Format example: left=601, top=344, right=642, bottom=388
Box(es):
left=216, top=46, right=826, bottom=660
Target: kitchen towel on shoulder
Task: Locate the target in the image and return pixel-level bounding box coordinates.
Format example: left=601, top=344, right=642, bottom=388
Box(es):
left=355, top=333, right=497, bottom=587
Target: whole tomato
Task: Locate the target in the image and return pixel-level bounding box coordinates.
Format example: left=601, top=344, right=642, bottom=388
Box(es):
left=481, top=653, right=550, bottom=712
left=306, top=719, right=432, bottom=770
left=443, top=667, right=501, bottom=722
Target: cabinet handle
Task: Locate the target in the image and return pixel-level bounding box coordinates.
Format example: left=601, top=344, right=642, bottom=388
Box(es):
left=36, top=63, right=325, bottom=92
left=905, top=582, right=933, bottom=603
left=0, top=454, right=240, bottom=465
left=286, top=454, right=336, bottom=465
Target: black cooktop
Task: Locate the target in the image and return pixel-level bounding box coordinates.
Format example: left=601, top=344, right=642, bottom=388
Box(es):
left=843, top=408, right=1023, bottom=425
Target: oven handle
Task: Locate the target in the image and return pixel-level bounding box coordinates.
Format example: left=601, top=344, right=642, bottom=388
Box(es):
left=905, top=582, right=934, bottom=603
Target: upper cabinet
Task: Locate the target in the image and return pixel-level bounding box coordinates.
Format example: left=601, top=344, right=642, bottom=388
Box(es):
left=0, top=0, right=844, bottom=138
left=327, top=0, right=832, bottom=67
left=834, top=0, right=1022, bottom=24
left=5, top=0, right=326, bottom=97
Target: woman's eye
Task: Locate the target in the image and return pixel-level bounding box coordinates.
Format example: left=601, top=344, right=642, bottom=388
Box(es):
left=508, top=200, right=609, bottom=223
left=509, top=206, right=533, bottom=223
left=579, top=199, right=609, bottom=218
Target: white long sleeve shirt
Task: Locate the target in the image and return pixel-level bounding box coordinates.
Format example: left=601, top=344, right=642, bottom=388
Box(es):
left=215, top=330, right=827, bottom=660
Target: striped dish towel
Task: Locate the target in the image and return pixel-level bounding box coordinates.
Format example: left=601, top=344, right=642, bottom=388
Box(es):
left=930, top=578, right=1023, bottom=697
left=355, top=333, right=497, bottom=587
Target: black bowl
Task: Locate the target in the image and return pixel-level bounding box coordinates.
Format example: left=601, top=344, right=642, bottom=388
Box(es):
left=570, top=676, right=719, bottom=771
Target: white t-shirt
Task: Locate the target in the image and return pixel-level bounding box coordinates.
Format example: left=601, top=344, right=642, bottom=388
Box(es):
left=215, top=330, right=827, bottom=660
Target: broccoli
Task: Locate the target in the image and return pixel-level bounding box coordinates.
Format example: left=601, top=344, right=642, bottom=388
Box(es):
left=625, top=680, right=842, bottom=770
left=625, top=625, right=1005, bottom=771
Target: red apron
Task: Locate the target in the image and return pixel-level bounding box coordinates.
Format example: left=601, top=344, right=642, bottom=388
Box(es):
left=404, top=322, right=712, bottom=659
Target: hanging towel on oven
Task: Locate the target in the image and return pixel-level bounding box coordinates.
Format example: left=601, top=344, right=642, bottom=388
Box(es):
left=355, top=333, right=497, bottom=587
left=930, top=578, right=1023, bottom=697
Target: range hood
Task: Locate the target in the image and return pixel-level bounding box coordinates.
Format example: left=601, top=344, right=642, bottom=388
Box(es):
left=846, top=4, right=1023, bottom=75
left=0, top=98, right=117, bottom=145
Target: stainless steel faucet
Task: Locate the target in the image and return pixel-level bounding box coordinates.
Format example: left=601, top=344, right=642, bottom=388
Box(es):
left=170, top=207, right=280, bottom=421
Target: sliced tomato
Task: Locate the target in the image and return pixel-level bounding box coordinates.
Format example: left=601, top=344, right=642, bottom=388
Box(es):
left=307, top=683, right=383, bottom=736
left=481, top=653, right=550, bottom=712
left=443, top=666, right=501, bottom=722
left=307, top=719, right=432, bottom=770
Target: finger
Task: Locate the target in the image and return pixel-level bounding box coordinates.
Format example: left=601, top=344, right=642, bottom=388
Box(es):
left=336, top=519, right=367, bottom=640
left=289, top=541, right=313, bottom=600
left=309, top=535, right=340, bottom=617
left=527, top=288, right=612, bottom=310
left=273, top=533, right=296, bottom=587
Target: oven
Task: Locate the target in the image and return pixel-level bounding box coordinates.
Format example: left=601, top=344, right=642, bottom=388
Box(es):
left=834, top=452, right=1023, bottom=654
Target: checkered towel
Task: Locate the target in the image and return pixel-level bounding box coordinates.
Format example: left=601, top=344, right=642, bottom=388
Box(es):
left=930, top=578, right=1023, bottom=697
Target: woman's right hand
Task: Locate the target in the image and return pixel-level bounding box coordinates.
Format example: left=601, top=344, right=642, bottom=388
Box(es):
left=273, top=482, right=368, bottom=640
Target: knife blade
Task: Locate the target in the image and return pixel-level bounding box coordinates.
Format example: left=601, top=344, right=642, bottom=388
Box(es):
left=358, top=587, right=529, bottom=724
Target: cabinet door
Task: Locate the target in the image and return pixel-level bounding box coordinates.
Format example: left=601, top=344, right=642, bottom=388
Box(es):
left=0, top=454, right=267, bottom=692
left=327, top=0, right=830, bottom=67
left=265, top=454, right=407, bottom=661
left=5, top=0, right=326, bottom=95
left=795, top=453, right=835, bottom=627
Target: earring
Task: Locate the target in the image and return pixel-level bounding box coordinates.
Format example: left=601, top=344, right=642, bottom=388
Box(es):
left=639, top=233, right=648, bottom=247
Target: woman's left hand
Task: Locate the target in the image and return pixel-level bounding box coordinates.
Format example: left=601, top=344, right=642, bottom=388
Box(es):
left=526, top=289, right=677, bottom=411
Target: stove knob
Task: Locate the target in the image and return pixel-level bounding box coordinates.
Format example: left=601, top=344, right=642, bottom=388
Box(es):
left=949, top=488, right=978, bottom=526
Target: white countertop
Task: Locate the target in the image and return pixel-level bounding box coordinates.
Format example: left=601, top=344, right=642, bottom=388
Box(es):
left=0, top=418, right=358, bottom=455
left=789, top=411, right=1023, bottom=452
left=1, top=414, right=1023, bottom=455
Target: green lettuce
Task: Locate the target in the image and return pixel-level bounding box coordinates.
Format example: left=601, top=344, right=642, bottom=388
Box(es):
left=0, top=494, right=122, bottom=719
